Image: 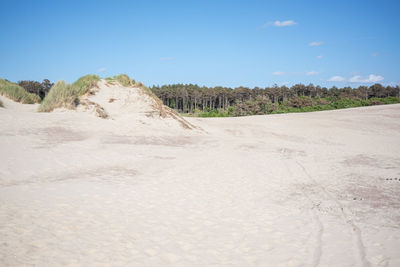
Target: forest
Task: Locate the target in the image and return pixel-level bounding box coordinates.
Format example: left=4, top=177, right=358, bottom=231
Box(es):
left=10, top=79, right=400, bottom=117
left=150, top=83, right=400, bottom=116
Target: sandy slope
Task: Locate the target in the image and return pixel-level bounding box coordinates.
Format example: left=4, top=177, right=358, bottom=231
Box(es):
left=0, top=99, right=399, bottom=266
left=75, top=79, right=197, bottom=131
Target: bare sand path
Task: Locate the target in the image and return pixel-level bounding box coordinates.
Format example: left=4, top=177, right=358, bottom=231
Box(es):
left=1, top=101, right=399, bottom=266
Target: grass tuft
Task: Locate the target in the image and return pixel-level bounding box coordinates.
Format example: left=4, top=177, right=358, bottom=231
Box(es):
left=0, top=79, right=41, bottom=104
left=38, top=81, right=77, bottom=112
left=113, top=74, right=135, bottom=87
left=38, top=75, right=101, bottom=112
left=0, top=99, right=3, bottom=108
left=72, top=74, right=100, bottom=95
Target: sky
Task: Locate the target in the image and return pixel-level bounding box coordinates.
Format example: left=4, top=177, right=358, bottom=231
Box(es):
left=0, top=0, right=399, bottom=88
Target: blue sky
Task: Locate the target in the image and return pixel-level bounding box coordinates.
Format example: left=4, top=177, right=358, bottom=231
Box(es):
left=0, top=0, right=399, bottom=87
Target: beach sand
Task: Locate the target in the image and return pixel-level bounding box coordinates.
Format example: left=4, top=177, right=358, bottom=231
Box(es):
left=1, top=94, right=399, bottom=266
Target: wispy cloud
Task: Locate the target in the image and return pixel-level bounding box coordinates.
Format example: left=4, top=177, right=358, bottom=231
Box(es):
left=309, top=41, right=324, bottom=47
left=317, top=55, right=323, bottom=59
left=272, top=71, right=285, bottom=76
left=160, top=57, right=174, bottom=61
left=97, top=67, right=106, bottom=73
left=273, top=20, right=297, bottom=27
left=263, top=20, right=297, bottom=28
left=306, top=71, right=320, bottom=76
left=349, top=74, right=384, bottom=83
left=371, top=52, right=378, bottom=57
left=327, top=74, right=384, bottom=83
left=328, top=76, right=346, bottom=82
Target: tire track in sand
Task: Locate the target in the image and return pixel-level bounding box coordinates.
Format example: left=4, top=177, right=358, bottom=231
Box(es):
left=295, top=160, right=371, bottom=267
left=282, top=158, right=323, bottom=267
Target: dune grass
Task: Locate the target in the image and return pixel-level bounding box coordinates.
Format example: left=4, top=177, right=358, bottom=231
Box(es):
left=113, top=74, right=135, bottom=87
left=38, top=81, right=77, bottom=112
left=105, top=74, right=157, bottom=99
left=0, top=79, right=41, bottom=104
left=38, top=73, right=161, bottom=112
left=72, top=74, right=100, bottom=95
left=38, top=75, right=101, bottom=112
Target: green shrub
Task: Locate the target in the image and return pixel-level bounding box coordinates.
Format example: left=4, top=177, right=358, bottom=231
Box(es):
left=369, top=97, right=400, bottom=105
left=72, top=74, right=100, bottom=95
left=0, top=79, right=41, bottom=104
left=198, top=109, right=230, bottom=117
left=330, top=98, right=362, bottom=109
left=38, top=81, right=77, bottom=112
left=0, top=99, right=3, bottom=107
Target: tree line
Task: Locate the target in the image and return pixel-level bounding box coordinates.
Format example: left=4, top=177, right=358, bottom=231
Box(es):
left=13, top=78, right=400, bottom=116
left=150, top=83, right=400, bottom=115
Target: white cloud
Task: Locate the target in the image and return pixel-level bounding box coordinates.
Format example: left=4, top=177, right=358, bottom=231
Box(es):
left=349, top=76, right=362, bottom=83
left=306, top=71, right=320, bottom=76
left=349, top=74, right=384, bottom=83
left=317, top=55, right=323, bottom=59
left=272, top=71, right=284, bottom=75
left=97, top=67, right=106, bottom=73
left=160, top=57, right=174, bottom=61
left=309, top=41, right=324, bottom=47
left=280, top=81, right=290, bottom=86
left=371, top=52, right=378, bottom=57
left=273, top=20, right=297, bottom=27
left=328, top=76, right=346, bottom=82
left=369, top=75, right=383, bottom=82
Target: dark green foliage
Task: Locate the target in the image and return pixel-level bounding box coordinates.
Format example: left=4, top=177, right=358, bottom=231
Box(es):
left=18, top=79, right=53, bottom=100
left=330, top=98, right=363, bottom=109
left=198, top=109, right=230, bottom=117
left=369, top=96, right=400, bottom=105
left=0, top=99, right=3, bottom=107
left=269, top=97, right=400, bottom=115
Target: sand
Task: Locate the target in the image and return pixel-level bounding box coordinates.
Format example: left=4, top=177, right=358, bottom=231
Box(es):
left=0, top=93, right=399, bottom=266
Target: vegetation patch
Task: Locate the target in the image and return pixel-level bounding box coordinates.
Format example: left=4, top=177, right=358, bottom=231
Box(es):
left=72, top=74, right=100, bottom=95
left=17, top=79, right=53, bottom=100
left=38, top=74, right=100, bottom=112
left=0, top=99, right=3, bottom=108
left=181, top=96, right=400, bottom=117
left=113, top=74, right=135, bottom=87
left=151, top=83, right=400, bottom=117
left=38, top=81, right=77, bottom=112
left=0, top=79, right=41, bottom=104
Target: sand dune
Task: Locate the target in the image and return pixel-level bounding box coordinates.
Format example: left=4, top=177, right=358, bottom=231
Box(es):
left=75, top=79, right=197, bottom=131
left=0, top=97, right=399, bottom=266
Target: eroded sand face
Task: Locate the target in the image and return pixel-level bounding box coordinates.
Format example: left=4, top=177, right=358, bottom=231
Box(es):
left=0, top=99, right=399, bottom=266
